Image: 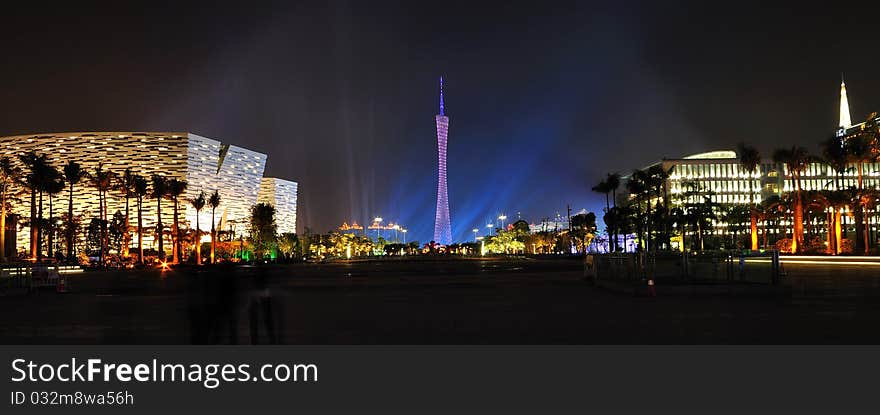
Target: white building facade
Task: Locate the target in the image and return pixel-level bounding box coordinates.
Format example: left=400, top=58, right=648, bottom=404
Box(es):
left=257, top=177, right=299, bottom=234
left=0, top=131, right=297, bottom=256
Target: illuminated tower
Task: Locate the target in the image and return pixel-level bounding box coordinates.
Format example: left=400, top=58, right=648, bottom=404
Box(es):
left=433, top=77, right=452, bottom=244
left=839, top=76, right=852, bottom=130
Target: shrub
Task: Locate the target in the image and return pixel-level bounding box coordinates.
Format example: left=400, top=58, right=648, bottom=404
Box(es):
left=775, top=238, right=793, bottom=253
left=803, top=237, right=827, bottom=254
left=839, top=238, right=854, bottom=254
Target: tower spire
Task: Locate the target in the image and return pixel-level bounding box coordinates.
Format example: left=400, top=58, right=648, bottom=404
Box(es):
left=839, top=74, right=852, bottom=129
left=439, top=76, right=445, bottom=116
left=433, top=77, right=452, bottom=245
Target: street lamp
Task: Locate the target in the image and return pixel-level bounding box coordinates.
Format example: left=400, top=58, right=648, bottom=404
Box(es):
left=374, top=217, right=383, bottom=240
left=401, top=228, right=407, bottom=244
left=486, top=223, right=494, bottom=236
left=392, top=224, right=400, bottom=242
left=473, top=228, right=479, bottom=241
left=498, top=214, right=508, bottom=231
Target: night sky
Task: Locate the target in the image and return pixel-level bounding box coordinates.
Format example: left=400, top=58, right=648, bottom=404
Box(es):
left=0, top=1, right=878, bottom=242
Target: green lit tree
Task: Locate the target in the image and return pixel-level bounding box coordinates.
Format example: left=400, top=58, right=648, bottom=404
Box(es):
left=249, top=202, right=277, bottom=260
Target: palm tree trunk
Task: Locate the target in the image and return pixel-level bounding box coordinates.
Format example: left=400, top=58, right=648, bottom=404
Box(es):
left=195, top=211, right=201, bottom=265
left=749, top=175, right=758, bottom=250
left=793, top=175, right=804, bottom=254
left=37, top=190, right=43, bottom=262
left=123, top=194, right=130, bottom=257
left=99, top=191, right=105, bottom=264
left=697, top=220, right=704, bottom=251
left=835, top=209, right=843, bottom=255
left=172, top=199, right=179, bottom=263
left=646, top=199, right=652, bottom=252
left=67, top=182, right=74, bottom=262
left=137, top=197, right=144, bottom=265
left=157, top=197, right=164, bottom=261
left=0, top=191, right=6, bottom=262
left=826, top=210, right=834, bottom=255
left=48, top=194, right=54, bottom=259
left=856, top=163, right=867, bottom=254
left=103, top=190, right=108, bottom=259
left=864, top=207, right=870, bottom=254
left=663, top=185, right=671, bottom=250
left=611, top=189, right=617, bottom=252
left=30, top=188, right=36, bottom=259
left=210, top=207, right=216, bottom=264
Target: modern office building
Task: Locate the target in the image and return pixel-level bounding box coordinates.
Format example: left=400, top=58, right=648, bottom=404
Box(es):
left=623, top=79, right=880, bottom=247
left=433, top=77, right=453, bottom=245
left=0, top=131, right=298, bottom=256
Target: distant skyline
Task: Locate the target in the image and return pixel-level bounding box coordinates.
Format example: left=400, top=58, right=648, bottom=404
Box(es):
left=0, top=2, right=878, bottom=243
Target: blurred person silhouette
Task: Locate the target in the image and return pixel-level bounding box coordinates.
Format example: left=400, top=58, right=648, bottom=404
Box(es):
left=249, top=264, right=278, bottom=344
left=187, top=261, right=241, bottom=344
left=210, top=261, right=241, bottom=344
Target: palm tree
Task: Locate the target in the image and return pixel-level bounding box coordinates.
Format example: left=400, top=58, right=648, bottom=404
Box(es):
left=208, top=190, right=221, bottom=264
left=677, top=180, right=716, bottom=251
left=132, top=175, right=149, bottom=264
left=91, top=164, right=116, bottom=264
left=593, top=173, right=622, bottom=252
left=0, top=157, right=20, bottom=262
left=19, top=152, right=61, bottom=262
left=820, top=190, right=849, bottom=255
left=151, top=175, right=169, bottom=261
left=36, top=163, right=63, bottom=262
left=606, top=173, right=621, bottom=251
left=592, top=179, right=612, bottom=213
left=45, top=175, right=65, bottom=260
left=737, top=143, right=761, bottom=250
left=646, top=165, right=673, bottom=251
left=62, top=161, right=88, bottom=262
left=772, top=147, right=809, bottom=253
left=626, top=169, right=649, bottom=251
left=848, top=114, right=880, bottom=253
left=18, top=151, right=49, bottom=259
left=119, top=168, right=135, bottom=258
left=167, top=178, right=188, bottom=263
left=592, top=177, right=613, bottom=252
left=821, top=136, right=848, bottom=190
left=190, top=191, right=206, bottom=265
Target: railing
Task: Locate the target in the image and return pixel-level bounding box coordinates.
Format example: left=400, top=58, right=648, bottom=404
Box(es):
left=0, top=264, right=83, bottom=294
left=586, top=250, right=781, bottom=285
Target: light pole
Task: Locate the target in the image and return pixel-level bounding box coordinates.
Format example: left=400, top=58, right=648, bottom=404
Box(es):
left=374, top=217, right=383, bottom=241
left=402, top=228, right=407, bottom=244
left=473, top=228, right=479, bottom=242
left=393, top=224, right=400, bottom=242
left=498, top=214, right=507, bottom=231
left=486, top=223, right=494, bottom=236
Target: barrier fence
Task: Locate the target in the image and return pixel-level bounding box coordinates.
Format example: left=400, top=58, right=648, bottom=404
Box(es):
left=0, top=264, right=82, bottom=294
left=585, top=251, right=781, bottom=285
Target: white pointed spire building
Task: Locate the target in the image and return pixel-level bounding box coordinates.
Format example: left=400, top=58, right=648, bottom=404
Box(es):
left=839, top=76, right=852, bottom=130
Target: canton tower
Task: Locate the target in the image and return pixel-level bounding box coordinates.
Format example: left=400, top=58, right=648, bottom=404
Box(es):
left=433, top=77, right=453, bottom=245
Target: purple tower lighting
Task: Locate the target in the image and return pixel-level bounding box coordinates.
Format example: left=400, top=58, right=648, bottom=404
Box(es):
left=433, top=76, right=452, bottom=245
